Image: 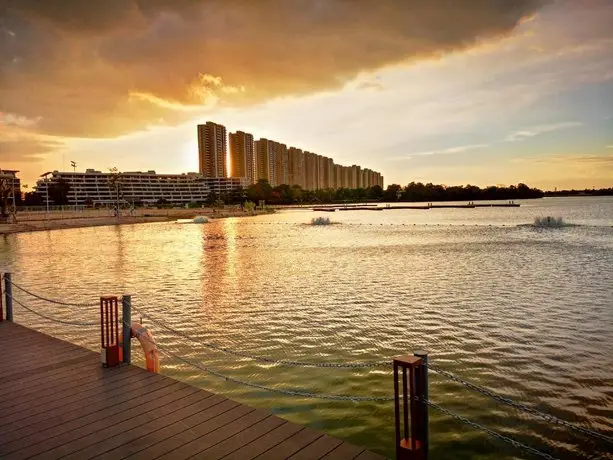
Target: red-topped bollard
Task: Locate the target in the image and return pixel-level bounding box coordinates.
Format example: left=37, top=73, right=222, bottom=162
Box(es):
left=394, top=354, right=428, bottom=460
left=100, top=296, right=120, bottom=367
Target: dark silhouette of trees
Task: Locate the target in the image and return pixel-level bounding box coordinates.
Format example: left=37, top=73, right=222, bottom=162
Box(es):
left=247, top=179, right=273, bottom=202
left=386, top=182, right=543, bottom=202
left=23, top=192, right=44, bottom=206
left=237, top=180, right=544, bottom=205
left=48, top=177, right=71, bottom=205
left=545, top=188, right=613, bottom=197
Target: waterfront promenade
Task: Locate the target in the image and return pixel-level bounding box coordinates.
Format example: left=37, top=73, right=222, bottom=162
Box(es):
left=0, top=322, right=384, bottom=460
left=0, top=208, right=273, bottom=235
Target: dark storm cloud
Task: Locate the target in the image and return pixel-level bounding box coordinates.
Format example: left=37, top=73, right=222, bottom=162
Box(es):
left=0, top=0, right=548, bottom=138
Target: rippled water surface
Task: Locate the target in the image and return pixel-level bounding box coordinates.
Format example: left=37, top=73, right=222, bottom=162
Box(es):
left=1, top=196, right=612, bottom=459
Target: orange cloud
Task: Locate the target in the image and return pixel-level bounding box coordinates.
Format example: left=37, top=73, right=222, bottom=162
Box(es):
left=1, top=0, right=548, bottom=138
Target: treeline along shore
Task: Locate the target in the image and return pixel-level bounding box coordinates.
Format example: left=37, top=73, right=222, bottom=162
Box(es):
left=243, top=181, right=545, bottom=204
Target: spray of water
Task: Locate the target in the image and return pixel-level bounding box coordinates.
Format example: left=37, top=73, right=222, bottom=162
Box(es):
left=311, top=217, right=333, bottom=226
left=533, top=216, right=566, bottom=227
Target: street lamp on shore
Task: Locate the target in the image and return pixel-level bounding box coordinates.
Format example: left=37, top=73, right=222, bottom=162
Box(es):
left=40, top=172, right=51, bottom=220
left=70, top=161, right=77, bottom=211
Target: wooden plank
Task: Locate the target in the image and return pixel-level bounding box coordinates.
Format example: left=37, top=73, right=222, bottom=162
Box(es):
left=287, top=435, right=344, bottom=460
left=0, top=356, right=99, bottom=398
left=62, top=392, right=223, bottom=459
left=354, top=450, right=387, bottom=460
left=11, top=383, right=199, bottom=460
left=0, top=372, right=183, bottom=450
left=253, top=428, right=324, bottom=460
left=0, top=368, right=156, bottom=434
left=0, top=323, right=383, bottom=460
left=222, top=421, right=304, bottom=460
left=0, top=359, right=102, bottom=406
left=0, top=370, right=159, bottom=441
left=0, top=324, right=86, bottom=350
left=89, top=396, right=233, bottom=459
left=0, top=361, right=137, bottom=413
left=44, top=389, right=210, bottom=460
left=125, top=400, right=248, bottom=460
left=0, top=344, right=84, bottom=362
left=0, top=365, right=147, bottom=422
left=155, top=409, right=272, bottom=460
left=0, top=328, right=84, bottom=349
left=195, top=416, right=286, bottom=459
left=0, top=347, right=93, bottom=380
left=319, top=442, right=365, bottom=459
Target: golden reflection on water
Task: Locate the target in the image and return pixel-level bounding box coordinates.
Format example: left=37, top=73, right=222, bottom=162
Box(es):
left=0, top=197, right=612, bottom=460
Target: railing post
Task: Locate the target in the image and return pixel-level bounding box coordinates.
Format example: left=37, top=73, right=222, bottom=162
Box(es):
left=0, top=273, right=3, bottom=322
left=4, top=272, right=13, bottom=322
left=414, top=350, right=429, bottom=459
left=100, top=296, right=120, bottom=367
left=122, top=295, right=132, bottom=364
left=393, top=354, right=425, bottom=460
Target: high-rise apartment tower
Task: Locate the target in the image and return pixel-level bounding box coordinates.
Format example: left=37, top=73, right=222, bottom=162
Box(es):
left=197, top=122, right=227, bottom=178
left=229, top=131, right=255, bottom=185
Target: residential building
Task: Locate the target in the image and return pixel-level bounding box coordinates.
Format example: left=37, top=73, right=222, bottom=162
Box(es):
left=288, top=147, right=305, bottom=188
left=35, top=170, right=211, bottom=206
left=0, top=169, right=21, bottom=203
left=341, top=166, right=351, bottom=188
left=317, top=156, right=333, bottom=189
left=229, top=131, right=255, bottom=185
left=304, top=152, right=319, bottom=190
left=255, top=139, right=274, bottom=185
left=196, top=121, right=384, bottom=191
left=197, top=121, right=227, bottom=178
left=273, top=142, right=289, bottom=187
left=202, top=177, right=242, bottom=197
left=350, top=165, right=361, bottom=189
left=333, top=164, right=342, bottom=189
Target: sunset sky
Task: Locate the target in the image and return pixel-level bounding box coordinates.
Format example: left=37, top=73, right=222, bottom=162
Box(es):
left=1, top=0, right=612, bottom=190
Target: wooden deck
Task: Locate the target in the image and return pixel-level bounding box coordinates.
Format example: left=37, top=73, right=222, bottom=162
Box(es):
left=0, top=322, right=385, bottom=460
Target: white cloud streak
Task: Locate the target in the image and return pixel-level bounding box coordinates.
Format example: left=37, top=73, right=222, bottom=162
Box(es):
left=503, top=121, right=583, bottom=142
left=399, top=143, right=490, bottom=159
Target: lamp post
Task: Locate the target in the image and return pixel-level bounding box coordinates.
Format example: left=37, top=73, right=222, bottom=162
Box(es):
left=40, top=172, right=50, bottom=220
left=70, top=161, right=77, bottom=211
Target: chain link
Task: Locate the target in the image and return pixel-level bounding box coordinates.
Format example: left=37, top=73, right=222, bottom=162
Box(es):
left=427, top=364, right=613, bottom=444
left=420, top=397, right=559, bottom=460
left=150, top=340, right=394, bottom=402
left=137, top=310, right=391, bottom=369
left=8, top=280, right=100, bottom=308
left=8, top=294, right=98, bottom=326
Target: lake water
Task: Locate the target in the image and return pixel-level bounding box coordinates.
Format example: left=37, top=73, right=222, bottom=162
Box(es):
left=1, top=196, right=612, bottom=459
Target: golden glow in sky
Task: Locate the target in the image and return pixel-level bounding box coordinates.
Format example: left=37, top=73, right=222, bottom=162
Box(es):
left=1, top=1, right=612, bottom=190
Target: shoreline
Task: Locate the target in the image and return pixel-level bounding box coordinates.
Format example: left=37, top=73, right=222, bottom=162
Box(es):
left=0, top=209, right=274, bottom=235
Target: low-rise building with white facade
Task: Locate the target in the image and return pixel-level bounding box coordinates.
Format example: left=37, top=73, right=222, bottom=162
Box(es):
left=35, top=170, right=214, bottom=206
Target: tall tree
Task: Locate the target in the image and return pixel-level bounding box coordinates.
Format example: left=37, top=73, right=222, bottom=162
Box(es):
left=48, top=177, right=71, bottom=205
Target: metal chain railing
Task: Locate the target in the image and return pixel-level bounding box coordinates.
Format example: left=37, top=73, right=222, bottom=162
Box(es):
left=428, top=364, right=613, bottom=444
left=125, top=324, right=565, bottom=458
left=136, top=309, right=391, bottom=369
left=419, top=397, right=560, bottom=460
left=141, top=334, right=394, bottom=403
left=8, top=293, right=98, bottom=327
left=3, top=275, right=609, bottom=453
left=7, top=279, right=99, bottom=308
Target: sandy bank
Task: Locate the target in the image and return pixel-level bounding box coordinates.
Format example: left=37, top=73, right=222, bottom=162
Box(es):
left=0, top=208, right=273, bottom=235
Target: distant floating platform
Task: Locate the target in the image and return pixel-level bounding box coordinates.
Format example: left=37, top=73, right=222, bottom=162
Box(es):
left=312, top=202, right=520, bottom=212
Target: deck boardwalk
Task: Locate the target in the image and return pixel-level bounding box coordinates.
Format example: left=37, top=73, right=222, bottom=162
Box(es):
left=0, top=322, right=385, bottom=460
